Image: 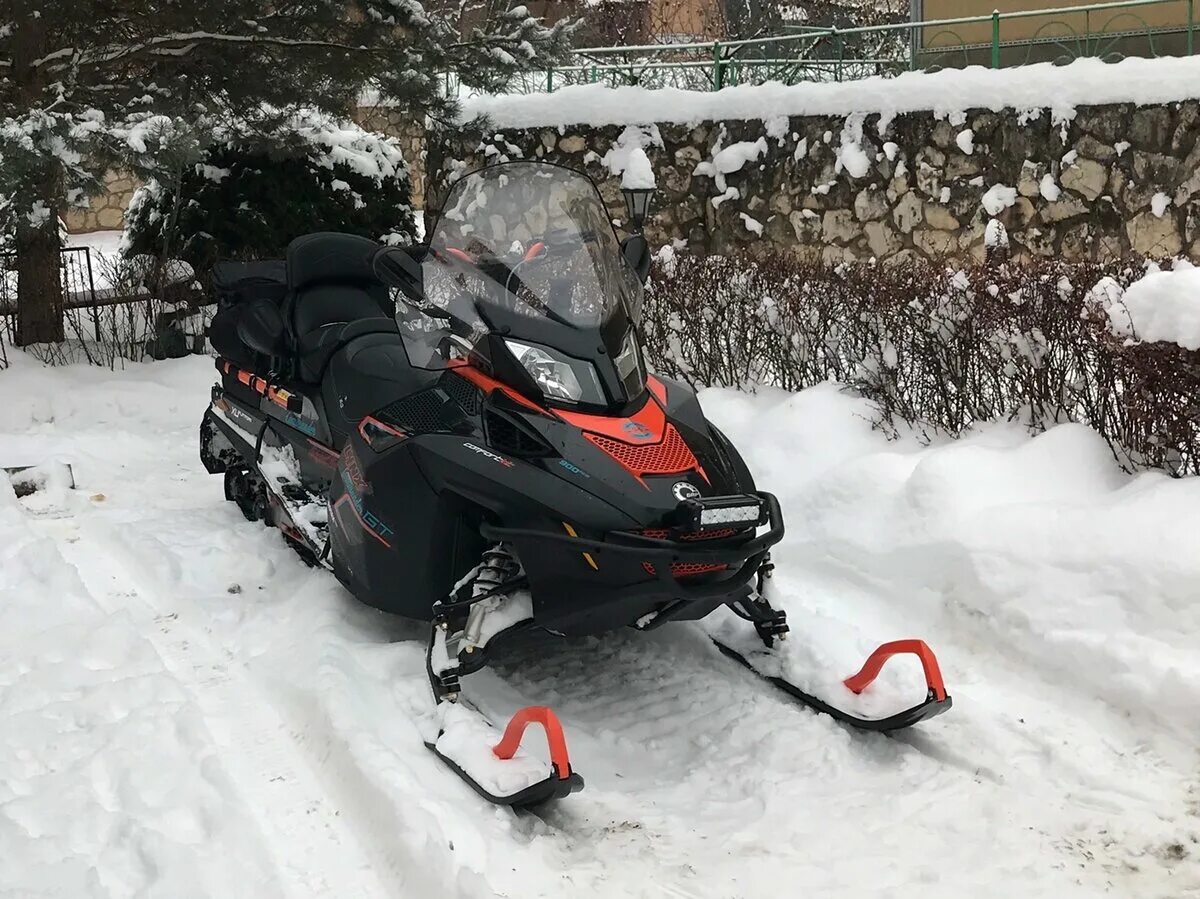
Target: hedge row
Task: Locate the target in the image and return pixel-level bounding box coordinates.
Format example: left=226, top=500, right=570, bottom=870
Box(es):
left=640, top=251, right=1200, bottom=476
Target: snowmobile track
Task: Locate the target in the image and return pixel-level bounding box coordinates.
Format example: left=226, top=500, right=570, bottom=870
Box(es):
left=39, top=513, right=408, bottom=899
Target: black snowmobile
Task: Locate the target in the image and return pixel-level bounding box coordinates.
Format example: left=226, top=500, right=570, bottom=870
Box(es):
left=200, top=161, right=952, bottom=807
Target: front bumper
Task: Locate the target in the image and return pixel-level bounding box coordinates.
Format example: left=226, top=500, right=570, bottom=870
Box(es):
left=479, top=492, right=785, bottom=633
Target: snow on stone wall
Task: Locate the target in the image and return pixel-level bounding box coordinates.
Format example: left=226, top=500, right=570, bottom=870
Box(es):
left=430, top=88, right=1200, bottom=265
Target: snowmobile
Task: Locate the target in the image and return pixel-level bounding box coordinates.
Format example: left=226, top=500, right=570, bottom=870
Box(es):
left=199, top=161, right=952, bottom=808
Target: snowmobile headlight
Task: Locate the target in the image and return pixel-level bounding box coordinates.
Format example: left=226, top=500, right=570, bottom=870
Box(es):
left=613, top=329, right=645, bottom=396
left=504, top=340, right=604, bottom=405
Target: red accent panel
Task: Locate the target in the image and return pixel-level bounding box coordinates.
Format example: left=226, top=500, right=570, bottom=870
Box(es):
left=332, top=494, right=392, bottom=548
left=358, top=415, right=408, bottom=446
left=444, top=247, right=474, bottom=264
left=585, top=424, right=700, bottom=478
left=307, top=439, right=340, bottom=469
left=557, top=393, right=665, bottom=443
left=843, top=640, right=948, bottom=703
left=453, top=366, right=546, bottom=414
left=492, top=706, right=573, bottom=780
left=643, top=560, right=729, bottom=578
left=647, top=375, right=667, bottom=405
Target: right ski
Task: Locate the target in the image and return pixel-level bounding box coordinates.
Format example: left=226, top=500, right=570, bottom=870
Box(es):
left=713, top=637, right=953, bottom=733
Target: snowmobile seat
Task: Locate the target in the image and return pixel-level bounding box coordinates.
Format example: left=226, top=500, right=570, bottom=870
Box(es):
left=284, top=232, right=396, bottom=383
left=295, top=317, right=401, bottom=384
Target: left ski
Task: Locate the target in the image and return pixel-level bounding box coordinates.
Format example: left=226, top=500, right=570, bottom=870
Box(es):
left=713, top=637, right=953, bottom=733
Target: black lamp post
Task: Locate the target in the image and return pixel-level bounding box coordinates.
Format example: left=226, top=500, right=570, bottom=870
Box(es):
left=622, top=186, right=655, bottom=233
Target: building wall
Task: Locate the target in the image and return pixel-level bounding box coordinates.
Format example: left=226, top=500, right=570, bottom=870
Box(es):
left=920, top=0, right=1193, bottom=49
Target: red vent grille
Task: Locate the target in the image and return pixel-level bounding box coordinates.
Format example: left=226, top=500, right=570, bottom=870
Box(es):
left=586, top=424, right=701, bottom=478
left=643, top=561, right=730, bottom=578
left=638, top=527, right=737, bottom=579
left=639, top=527, right=738, bottom=542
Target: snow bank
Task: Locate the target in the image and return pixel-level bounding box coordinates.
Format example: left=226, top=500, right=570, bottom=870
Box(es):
left=460, top=56, right=1200, bottom=128
left=1101, top=265, right=1200, bottom=349
left=700, top=383, right=1200, bottom=744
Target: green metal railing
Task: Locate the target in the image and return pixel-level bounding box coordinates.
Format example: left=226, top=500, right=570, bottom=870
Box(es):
left=519, top=0, right=1196, bottom=93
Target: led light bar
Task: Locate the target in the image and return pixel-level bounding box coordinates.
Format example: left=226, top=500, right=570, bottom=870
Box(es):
left=699, top=505, right=762, bottom=527
left=675, top=493, right=767, bottom=533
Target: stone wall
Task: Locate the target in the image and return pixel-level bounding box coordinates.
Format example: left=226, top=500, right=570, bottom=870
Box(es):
left=62, top=169, right=143, bottom=233
left=351, top=107, right=426, bottom=211
left=426, top=101, right=1200, bottom=264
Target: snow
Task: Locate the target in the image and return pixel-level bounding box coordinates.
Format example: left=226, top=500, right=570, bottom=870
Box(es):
left=695, top=137, right=768, bottom=180
left=600, top=124, right=661, bottom=189
left=1039, top=173, right=1061, bottom=201
left=619, top=148, right=655, bottom=190
left=981, top=183, right=1017, bottom=215
left=1099, top=266, right=1200, bottom=349
left=835, top=113, right=870, bottom=179
left=955, top=128, right=974, bottom=155
left=64, top=230, right=124, bottom=292
left=460, top=56, right=1200, bottom=129
left=1152, top=191, right=1172, bottom=217
left=739, top=212, right=764, bottom=236
left=432, top=703, right=550, bottom=797
left=764, top=114, right=789, bottom=142
left=1, top=354, right=1199, bottom=896
left=985, top=218, right=1008, bottom=248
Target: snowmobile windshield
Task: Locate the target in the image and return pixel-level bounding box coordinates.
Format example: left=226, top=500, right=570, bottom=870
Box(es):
left=401, top=162, right=648, bottom=410
left=427, top=162, right=640, bottom=331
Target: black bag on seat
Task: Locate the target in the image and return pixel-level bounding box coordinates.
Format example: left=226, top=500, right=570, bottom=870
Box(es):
left=208, top=260, right=287, bottom=370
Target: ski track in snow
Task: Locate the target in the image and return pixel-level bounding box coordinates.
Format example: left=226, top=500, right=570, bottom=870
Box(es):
left=2, top=354, right=1199, bottom=897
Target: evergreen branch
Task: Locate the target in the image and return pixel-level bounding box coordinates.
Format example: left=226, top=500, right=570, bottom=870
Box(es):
left=33, top=33, right=370, bottom=71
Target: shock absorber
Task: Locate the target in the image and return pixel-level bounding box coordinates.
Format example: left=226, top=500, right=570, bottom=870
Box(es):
left=462, top=546, right=521, bottom=653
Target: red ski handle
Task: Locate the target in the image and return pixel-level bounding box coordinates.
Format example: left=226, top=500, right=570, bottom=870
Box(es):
left=492, top=706, right=574, bottom=780
left=843, top=639, right=948, bottom=702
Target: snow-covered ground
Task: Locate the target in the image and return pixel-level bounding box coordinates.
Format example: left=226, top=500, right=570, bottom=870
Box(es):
left=2, top=353, right=1198, bottom=897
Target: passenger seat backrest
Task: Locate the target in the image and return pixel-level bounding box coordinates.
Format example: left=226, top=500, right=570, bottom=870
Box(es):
left=286, top=232, right=391, bottom=340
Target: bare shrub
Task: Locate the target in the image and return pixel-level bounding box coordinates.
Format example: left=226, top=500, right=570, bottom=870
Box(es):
left=10, top=251, right=209, bottom=369
left=641, top=251, right=1200, bottom=476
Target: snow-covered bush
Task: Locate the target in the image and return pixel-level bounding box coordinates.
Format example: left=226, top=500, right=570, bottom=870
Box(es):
left=641, top=252, right=1200, bottom=475
left=122, top=110, right=415, bottom=273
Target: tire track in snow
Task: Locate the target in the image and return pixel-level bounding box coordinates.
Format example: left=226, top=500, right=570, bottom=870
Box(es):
left=42, top=514, right=406, bottom=899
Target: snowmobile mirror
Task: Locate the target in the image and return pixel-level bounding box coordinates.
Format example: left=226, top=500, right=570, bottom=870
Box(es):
left=372, top=246, right=424, bottom=305
left=236, top=299, right=286, bottom=357
left=621, top=234, right=652, bottom=284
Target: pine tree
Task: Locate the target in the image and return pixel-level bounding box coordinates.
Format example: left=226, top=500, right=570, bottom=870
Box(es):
left=0, top=0, right=574, bottom=345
